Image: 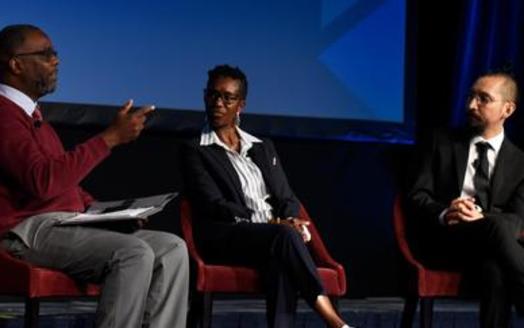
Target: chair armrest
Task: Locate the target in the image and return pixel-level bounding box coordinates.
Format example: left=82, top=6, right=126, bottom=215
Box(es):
left=298, top=205, right=347, bottom=294
left=307, top=224, right=341, bottom=268
left=298, top=204, right=339, bottom=267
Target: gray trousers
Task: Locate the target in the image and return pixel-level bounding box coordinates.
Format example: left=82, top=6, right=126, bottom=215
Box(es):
left=2, top=212, right=189, bottom=328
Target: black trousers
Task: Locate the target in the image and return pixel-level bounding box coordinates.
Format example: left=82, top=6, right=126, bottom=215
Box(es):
left=197, top=222, right=324, bottom=328
left=421, top=218, right=524, bottom=328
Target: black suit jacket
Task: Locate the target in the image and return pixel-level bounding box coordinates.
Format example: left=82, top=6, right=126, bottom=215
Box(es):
left=408, top=129, right=524, bottom=232
left=182, top=137, right=300, bottom=226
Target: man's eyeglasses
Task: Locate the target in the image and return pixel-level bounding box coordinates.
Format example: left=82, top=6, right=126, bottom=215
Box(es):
left=204, top=89, right=241, bottom=105
left=12, top=48, right=58, bottom=61
left=468, top=92, right=504, bottom=106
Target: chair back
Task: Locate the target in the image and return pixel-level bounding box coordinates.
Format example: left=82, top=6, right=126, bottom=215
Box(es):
left=180, top=198, right=204, bottom=266
left=393, top=194, right=464, bottom=297
left=393, top=195, right=421, bottom=269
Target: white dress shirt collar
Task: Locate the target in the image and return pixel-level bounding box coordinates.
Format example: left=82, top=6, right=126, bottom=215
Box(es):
left=0, top=83, right=38, bottom=117
left=200, top=124, right=262, bottom=151
left=470, top=130, right=504, bottom=157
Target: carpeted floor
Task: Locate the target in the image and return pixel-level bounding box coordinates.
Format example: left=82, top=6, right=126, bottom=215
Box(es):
left=0, top=297, right=522, bottom=327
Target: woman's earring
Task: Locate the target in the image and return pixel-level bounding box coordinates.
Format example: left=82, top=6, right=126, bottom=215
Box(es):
left=235, top=112, right=241, bottom=126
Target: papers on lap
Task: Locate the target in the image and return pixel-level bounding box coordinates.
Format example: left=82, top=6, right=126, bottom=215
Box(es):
left=58, top=207, right=156, bottom=225
left=56, top=192, right=178, bottom=226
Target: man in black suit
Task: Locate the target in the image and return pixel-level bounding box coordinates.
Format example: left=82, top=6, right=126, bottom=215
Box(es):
left=408, top=71, right=524, bottom=327
left=183, top=65, right=351, bottom=328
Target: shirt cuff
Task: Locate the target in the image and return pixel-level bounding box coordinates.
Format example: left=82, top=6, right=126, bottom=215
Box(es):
left=234, top=216, right=250, bottom=223
left=438, top=208, right=448, bottom=225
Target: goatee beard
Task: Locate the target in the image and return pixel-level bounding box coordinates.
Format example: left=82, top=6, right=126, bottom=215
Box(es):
left=35, top=79, right=56, bottom=98
left=467, top=120, right=484, bottom=136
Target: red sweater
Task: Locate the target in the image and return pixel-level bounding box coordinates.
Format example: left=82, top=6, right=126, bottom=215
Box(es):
left=0, top=95, right=110, bottom=236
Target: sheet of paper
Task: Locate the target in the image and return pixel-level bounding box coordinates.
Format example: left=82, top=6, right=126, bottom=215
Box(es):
left=87, top=192, right=178, bottom=214
left=57, top=207, right=155, bottom=225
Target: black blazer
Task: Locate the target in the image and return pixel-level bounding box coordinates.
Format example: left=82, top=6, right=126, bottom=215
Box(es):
left=182, top=137, right=300, bottom=225
left=408, top=129, right=524, bottom=231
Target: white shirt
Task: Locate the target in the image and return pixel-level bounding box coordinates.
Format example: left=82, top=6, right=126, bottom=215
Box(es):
left=0, top=83, right=38, bottom=117
left=460, top=131, right=504, bottom=199
left=200, top=125, right=273, bottom=223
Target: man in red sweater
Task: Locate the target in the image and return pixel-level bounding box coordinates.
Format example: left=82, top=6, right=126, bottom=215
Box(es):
left=0, top=24, right=188, bottom=328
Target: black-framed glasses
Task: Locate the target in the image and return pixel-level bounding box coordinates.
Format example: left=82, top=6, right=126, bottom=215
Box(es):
left=204, top=89, right=241, bottom=105
left=13, top=48, right=58, bottom=61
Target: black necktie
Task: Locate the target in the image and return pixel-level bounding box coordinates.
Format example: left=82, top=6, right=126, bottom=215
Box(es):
left=473, top=141, right=491, bottom=210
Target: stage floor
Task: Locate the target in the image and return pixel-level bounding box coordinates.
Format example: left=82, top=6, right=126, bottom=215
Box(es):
left=0, top=297, right=522, bottom=327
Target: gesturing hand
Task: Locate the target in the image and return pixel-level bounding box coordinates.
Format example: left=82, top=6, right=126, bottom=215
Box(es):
left=101, top=99, right=155, bottom=148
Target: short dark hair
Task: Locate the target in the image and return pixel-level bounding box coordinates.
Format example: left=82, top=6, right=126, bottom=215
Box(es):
left=207, top=64, right=248, bottom=99
left=478, top=68, right=519, bottom=104
left=0, top=24, right=43, bottom=59
left=0, top=24, right=43, bottom=75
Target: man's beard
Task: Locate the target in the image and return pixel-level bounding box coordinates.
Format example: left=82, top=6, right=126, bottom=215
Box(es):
left=35, top=76, right=57, bottom=98
left=467, top=114, right=485, bottom=134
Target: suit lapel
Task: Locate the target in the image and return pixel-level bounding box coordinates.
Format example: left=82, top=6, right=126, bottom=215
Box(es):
left=490, top=139, right=513, bottom=206
left=203, top=145, right=244, bottom=197
left=248, top=143, right=272, bottom=188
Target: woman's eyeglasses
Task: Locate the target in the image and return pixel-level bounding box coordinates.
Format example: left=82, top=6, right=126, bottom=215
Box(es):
left=204, top=89, right=241, bottom=105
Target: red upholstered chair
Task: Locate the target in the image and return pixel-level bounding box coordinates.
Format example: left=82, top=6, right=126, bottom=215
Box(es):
left=0, top=249, right=100, bottom=327
left=393, top=195, right=466, bottom=328
left=180, top=198, right=347, bottom=328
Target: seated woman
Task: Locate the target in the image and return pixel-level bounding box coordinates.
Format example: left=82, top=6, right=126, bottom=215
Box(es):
left=183, top=64, right=352, bottom=328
